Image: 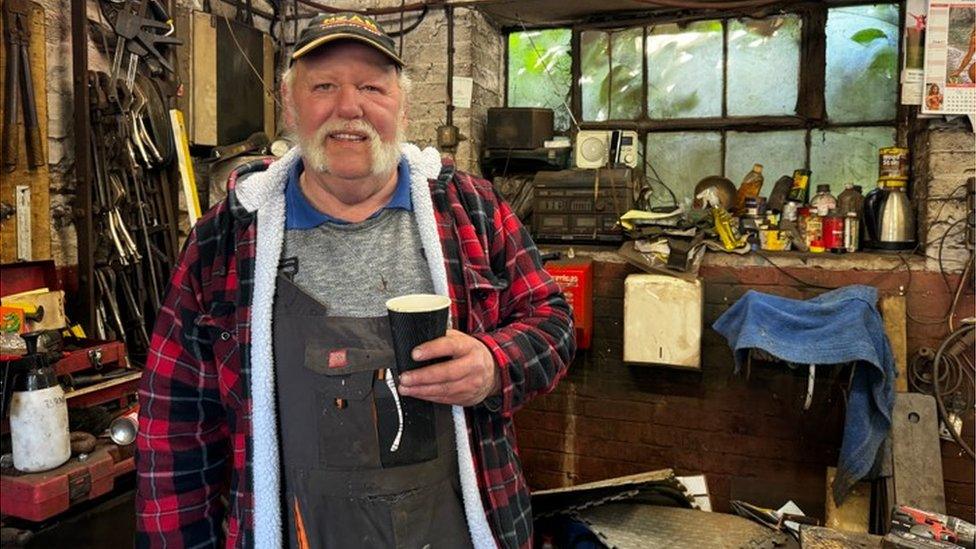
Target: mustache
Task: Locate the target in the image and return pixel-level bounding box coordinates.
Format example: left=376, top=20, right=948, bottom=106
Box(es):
left=312, top=119, right=381, bottom=144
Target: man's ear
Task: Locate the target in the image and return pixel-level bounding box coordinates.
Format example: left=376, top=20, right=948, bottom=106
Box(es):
left=281, top=78, right=295, bottom=130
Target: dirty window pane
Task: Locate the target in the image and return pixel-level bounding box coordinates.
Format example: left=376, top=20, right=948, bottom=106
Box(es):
left=581, top=30, right=610, bottom=121
left=507, top=29, right=573, bottom=131
left=810, top=126, right=897, bottom=196
left=646, top=132, right=723, bottom=208
left=725, top=130, right=806, bottom=195
left=610, top=27, right=644, bottom=119
left=727, top=16, right=801, bottom=116
left=646, top=20, right=724, bottom=119
left=826, top=5, right=899, bottom=122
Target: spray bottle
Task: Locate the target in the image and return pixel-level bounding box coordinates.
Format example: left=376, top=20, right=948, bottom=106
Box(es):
left=9, top=331, right=70, bottom=472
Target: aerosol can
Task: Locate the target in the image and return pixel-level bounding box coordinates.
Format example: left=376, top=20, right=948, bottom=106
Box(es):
left=9, top=331, right=70, bottom=472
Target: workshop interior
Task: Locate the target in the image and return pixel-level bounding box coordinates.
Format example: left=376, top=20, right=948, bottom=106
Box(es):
left=0, top=0, right=974, bottom=546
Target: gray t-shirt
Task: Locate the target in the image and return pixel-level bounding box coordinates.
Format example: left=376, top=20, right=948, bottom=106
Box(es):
left=282, top=209, right=434, bottom=316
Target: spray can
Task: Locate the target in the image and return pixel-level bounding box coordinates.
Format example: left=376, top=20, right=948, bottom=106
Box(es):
left=844, top=212, right=860, bottom=252
left=9, top=332, right=70, bottom=472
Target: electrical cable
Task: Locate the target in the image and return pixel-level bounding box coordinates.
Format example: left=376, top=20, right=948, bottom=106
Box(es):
left=633, top=0, right=796, bottom=8
left=645, top=161, right=680, bottom=208
left=385, top=5, right=428, bottom=38
left=948, top=254, right=974, bottom=332
left=937, top=217, right=968, bottom=293
left=932, top=322, right=975, bottom=460
left=399, top=0, right=406, bottom=56
left=221, top=15, right=283, bottom=110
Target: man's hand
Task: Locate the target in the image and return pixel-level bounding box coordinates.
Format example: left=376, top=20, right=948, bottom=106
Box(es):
left=397, top=329, right=500, bottom=407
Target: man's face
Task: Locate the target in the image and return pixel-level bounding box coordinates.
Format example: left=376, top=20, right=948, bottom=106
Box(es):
left=287, top=42, right=405, bottom=180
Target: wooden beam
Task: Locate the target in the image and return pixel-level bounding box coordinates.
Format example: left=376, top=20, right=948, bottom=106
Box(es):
left=880, top=295, right=908, bottom=392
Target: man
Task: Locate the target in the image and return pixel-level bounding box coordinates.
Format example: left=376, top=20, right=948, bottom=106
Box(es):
left=135, top=12, right=575, bottom=549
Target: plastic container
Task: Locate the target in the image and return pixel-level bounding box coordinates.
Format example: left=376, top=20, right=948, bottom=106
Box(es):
left=734, top=164, right=764, bottom=213
left=9, top=332, right=70, bottom=473
left=788, top=169, right=811, bottom=203
left=810, top=184, right=837, bottom=216
left=836, top=184, right=865, bottom=217
left=713, top=207, right=746, bottom=250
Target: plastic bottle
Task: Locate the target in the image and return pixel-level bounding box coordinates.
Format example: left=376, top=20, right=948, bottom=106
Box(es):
left=10, top=332, right=70, bottom=473
left=788, top=169, right=811, bottom=203
left=836, top=184, right=865, bottom=217
left=734, top=164, right=764, bottom=213
left=712, top=206, right=747, bottom=250
left=810, top=184, right=837, bottom=216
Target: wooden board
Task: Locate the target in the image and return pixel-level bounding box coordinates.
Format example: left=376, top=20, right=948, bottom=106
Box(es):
left=190, top=11, right=217, bottom=146
left=800, top=525, right=883, bottom=549
left=881, top=296, right=908, bottom=392
left=825, top=466, right=871, bottom=533
left=891, top=392, right=946, bottom=513
left=0, top=0, right=51, bottom=262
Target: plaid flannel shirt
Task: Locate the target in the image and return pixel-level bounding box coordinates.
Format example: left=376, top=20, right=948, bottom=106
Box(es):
left=135, top=159, right=575, bottom=549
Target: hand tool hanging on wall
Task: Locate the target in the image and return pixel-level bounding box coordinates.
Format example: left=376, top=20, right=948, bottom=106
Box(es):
left=2, top=0, right=44, bottom=171
left=87, top=69, right=175, bottom=357
left=99, top=0, right=181, bottom=81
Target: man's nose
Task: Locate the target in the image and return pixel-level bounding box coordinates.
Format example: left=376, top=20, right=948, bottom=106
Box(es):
left=335, top=85, right=363, bottom=119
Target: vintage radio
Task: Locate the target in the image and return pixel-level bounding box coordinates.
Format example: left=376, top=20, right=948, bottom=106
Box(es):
left=531, top=169, right=633, bottom=242
left=486, top=107, right=554, bottom=150
left=575, top=130, right=639, bottom=169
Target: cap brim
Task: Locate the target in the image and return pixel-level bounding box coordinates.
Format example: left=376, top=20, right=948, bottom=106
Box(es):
left=291, top=33, right=404, bottom=67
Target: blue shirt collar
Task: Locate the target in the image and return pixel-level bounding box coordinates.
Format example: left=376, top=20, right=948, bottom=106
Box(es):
left=285, top=156, right=413, bottom=229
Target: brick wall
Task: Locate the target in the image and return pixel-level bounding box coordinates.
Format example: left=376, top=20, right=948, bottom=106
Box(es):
left=515, top=258, right=975, bottom=521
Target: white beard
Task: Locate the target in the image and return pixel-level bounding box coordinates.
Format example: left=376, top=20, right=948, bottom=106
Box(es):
left=298, top=118, right=403, bottom=177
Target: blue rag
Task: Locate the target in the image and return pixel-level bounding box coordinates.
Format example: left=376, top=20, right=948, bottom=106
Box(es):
left=712, top=285, right=895, bottom=503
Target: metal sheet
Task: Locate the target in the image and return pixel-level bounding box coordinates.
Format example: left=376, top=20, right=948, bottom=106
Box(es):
left=892, top=392, right=946, bottom=513
left=577, top=504, right=794, bottom=549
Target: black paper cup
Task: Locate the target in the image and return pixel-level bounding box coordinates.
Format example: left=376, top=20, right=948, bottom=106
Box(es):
left=386, top=294, right=451, bottom=377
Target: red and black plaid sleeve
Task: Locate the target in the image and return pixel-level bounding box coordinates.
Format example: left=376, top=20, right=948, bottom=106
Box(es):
left=433, top=167, right=576, bottom=549
left=136, top=218, right=232, bottom=548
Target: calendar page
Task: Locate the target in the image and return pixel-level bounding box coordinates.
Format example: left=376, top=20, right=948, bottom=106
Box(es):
left=921, top=0, right=976, bottom=115
left=902, top=0, right=928, bottom=105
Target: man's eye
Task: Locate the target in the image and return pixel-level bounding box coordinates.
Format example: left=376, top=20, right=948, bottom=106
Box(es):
left=313, top=83, right=335, bottom=91
left=360, top=85, right=382, bottom=93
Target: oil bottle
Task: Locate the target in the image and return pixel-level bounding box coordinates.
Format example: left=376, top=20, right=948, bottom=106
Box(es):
left=734, top=164, right=764, bottom=213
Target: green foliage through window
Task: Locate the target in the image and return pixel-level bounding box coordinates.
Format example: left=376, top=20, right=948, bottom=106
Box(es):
left=507, top=29, right=572, bottom=131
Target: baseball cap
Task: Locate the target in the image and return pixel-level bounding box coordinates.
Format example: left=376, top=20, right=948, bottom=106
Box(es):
left=291, top=12, right=404, bottom=68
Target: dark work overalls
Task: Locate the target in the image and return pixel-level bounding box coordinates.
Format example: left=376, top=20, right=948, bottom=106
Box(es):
left=273, top=272, right=473, bottom=548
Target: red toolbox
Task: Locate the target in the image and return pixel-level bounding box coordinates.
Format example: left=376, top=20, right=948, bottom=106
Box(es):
left=0, top=443, right=134, bottom=522
left=57, top=337, right=137, bottom=409
left=544, top=258, right=593, bottom=349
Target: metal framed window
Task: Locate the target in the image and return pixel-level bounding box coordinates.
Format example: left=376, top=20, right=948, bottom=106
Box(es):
left=505, top=2, right=902, bottom=208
